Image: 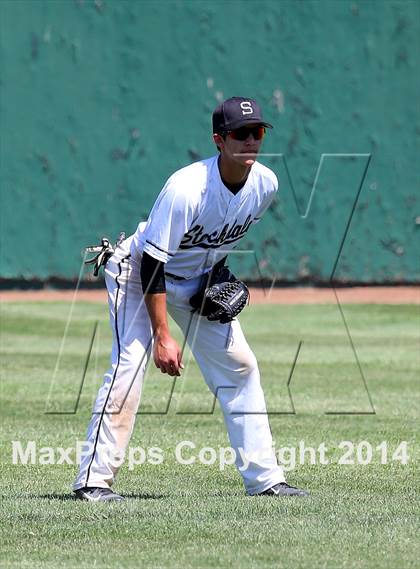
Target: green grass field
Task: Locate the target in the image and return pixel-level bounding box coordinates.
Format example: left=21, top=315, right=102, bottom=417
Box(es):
left=0, top=300, right=419, bottom=569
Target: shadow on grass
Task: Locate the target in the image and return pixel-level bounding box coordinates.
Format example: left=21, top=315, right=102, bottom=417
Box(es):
left=21, top=492, right=167, bottom=501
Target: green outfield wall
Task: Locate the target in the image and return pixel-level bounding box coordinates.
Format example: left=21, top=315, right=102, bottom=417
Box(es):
left=0, top=0, right=418, bottom=283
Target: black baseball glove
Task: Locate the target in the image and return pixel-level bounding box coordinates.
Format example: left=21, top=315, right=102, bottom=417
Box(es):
left=189, top=266, right=249, bottom=324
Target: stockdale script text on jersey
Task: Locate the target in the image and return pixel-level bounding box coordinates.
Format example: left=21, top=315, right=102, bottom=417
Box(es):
left=179, top=215, right=254, bottom=249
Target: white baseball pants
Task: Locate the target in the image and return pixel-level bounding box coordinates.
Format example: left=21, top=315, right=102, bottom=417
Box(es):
left=74, top=240, right=285, bottom=495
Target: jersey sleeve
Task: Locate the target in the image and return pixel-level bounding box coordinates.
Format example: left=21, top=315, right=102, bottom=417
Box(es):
left=141, top=177, right=197, bottom=263
left=253, top=174, right=279, bottom=224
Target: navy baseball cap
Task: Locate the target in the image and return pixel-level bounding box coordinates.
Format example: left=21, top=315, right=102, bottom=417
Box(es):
left=212, top=96, right=273, bottom=133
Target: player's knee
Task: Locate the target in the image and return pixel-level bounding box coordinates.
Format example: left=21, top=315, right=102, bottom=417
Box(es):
left=106, top=381, right=141, bottom=414
left=228, top=348, right=258, bottom=377
left=104, top=356, right=147, bottom=413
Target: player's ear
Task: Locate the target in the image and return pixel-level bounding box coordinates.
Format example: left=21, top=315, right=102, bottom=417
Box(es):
left=213, top=133, right=225, bottom=152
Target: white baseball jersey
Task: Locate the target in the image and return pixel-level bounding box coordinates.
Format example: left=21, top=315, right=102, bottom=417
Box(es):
left=130, top=155, right=278, bottom=278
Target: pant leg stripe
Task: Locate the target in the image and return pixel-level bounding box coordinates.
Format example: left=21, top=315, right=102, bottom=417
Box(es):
left=84, top=255, right=129, bottom=488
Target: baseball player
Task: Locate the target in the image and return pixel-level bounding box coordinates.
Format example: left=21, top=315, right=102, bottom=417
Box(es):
left=74, top=96, right=308, bottom=501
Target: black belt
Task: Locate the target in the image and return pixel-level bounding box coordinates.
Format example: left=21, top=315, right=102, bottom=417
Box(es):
left=165, top=257, right=227, bottom=282
left=165, top=272, right=186, bottom=281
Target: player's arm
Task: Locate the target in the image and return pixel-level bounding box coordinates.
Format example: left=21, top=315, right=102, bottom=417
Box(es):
left=140, top=252, right=183, bottom=377
left=138, top=178, right=198, bottom=376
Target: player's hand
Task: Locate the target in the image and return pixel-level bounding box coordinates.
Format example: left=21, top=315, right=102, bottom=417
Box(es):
left=153, top=332, right=184, bottom=376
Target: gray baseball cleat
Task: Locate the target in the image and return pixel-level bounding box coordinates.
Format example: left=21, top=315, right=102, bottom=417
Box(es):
left=74, top=487, right=124, bottom=502
left=257, top=482, right=309, bottom=497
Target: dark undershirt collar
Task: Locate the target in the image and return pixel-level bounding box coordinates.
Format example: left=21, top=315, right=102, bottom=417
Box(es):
left=222, top=178, right=247, bottom=194
left=218, top=155, right=249, bottom=195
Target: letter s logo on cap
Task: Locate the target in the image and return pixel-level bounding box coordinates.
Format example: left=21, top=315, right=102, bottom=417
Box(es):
left=240, top=101, right=253, bottom=115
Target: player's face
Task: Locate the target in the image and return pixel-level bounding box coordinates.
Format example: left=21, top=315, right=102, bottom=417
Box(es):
left=214, top=123, right=265, bottom=167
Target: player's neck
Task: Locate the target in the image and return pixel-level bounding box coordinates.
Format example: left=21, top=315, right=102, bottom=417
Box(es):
left=218, top=154, right=251, bottom=186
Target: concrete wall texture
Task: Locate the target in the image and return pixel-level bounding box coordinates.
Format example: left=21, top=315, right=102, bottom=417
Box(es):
left=0, top=0, right=419, bottom=283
